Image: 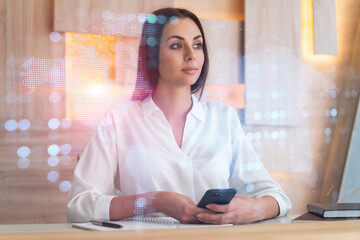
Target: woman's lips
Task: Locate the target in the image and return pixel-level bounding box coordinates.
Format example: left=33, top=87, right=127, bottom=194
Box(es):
left=181, top=67, right=198, bottom=74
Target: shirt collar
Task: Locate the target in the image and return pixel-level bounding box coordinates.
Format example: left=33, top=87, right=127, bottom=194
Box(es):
left=141, top=94, right=205, bottom=122
left=190, top=94, right=205, bottom=122
left=141, top=94, right=159, bottom=119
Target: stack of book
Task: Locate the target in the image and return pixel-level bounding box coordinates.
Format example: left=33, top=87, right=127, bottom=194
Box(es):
left=292, top=203, right=360, bottom=223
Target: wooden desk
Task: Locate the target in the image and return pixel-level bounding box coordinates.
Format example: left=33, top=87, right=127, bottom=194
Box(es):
left=1, top=218, right=360, bottom=240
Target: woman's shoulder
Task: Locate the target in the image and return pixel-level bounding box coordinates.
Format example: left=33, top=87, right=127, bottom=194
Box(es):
left=96, top=99, right=142, bottom=133
left=99, top=99, right=142, bottom=125
left=199, top=97, right=237, bottom=115
left=197, top=97, right=241, bottom=131
left=109, top=99, right=141, bottom=114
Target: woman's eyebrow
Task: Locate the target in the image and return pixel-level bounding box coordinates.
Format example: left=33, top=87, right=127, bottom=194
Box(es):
left=167, top=34, right=203, bottom=41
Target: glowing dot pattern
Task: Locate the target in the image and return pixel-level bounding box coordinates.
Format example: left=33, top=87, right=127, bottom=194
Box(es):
left=5, top=120, right=17, bottom=131
left=48, top=118, right=60, bottom=129
left=49, top=32, right=62, bottom=43
left=146, top=14, right=157, bottom=24
left=5, top=92, right=17, bottom=103
left=60, top=144, right=72, bottom=155
left=48, top=144, right=60, bottom=156
left=18, top=119, right=31, bottom=131
left=136, top=197, right=147, bottom=208
left=147, top=37, right=157, bottom=47
left=137, top=13, right=147, bottom=23
left=47, top=171, right=59, bottom=182
left=61, top=119, right=72, bottom=129
left=17, top=158, right=30, bottom=169
left=59, top=181, right=71, bottom=192
left=246, top=183, right=254, bottom=193
left=48, top=156, right=60, bottom=167
left=157, top=15, right=166, bottom=24
left=49, top=91, right=61, bottom=103
left=17, top=146, right=30, bottom=158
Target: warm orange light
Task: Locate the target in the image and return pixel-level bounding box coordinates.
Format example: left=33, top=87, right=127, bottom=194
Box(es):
left=204, top=84, right=245, bottom=109
left=65, top=32, right=244, bottom=127
left=301, top=0, right=315, bottom=59
left=65, top=32, right=134, bottom=125
left=84, top=83, right=107, bottom=98
left=301, top=0, right=337, bottom=62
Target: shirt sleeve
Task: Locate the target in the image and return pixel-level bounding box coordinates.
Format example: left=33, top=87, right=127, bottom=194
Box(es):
left=67, top=112, right=118, bottom=223
left=228, top=109, right=292, bottom=217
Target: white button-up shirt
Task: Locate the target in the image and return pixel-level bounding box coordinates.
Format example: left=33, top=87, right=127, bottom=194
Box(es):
left=67, top=95, right=292, bottom=222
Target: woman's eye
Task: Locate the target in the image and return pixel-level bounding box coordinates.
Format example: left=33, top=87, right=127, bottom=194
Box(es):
left=194, top=43, right=202, bottom=49
left=170, top=43, right=181, bottom=49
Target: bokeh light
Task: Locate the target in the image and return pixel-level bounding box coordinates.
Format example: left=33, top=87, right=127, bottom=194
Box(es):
left=170, top=16, right=179, bottom=25
left=5, top=92, right=17, bottom=103
left=49, top=31, right=62, bottom=43
left=246, top=183, right=254, bottom=192
left=271, top=131, right=279, bottom=140
left=84, top=83, right=106, bottom=98
left=254, top=132, right=261, bottom=141
left=59, top=181, right=71, bottom=192
left=330, top=108, right=337, bottom=117
left=48, top=144, right=60, bottom=156
left=246, top=132, right=254, bottom=141
left=147, top=37, right=157, bottom=47
left=61, top=119, right=72, bottom=129
left=48, top=118, right=60, bottom=130
left=271, top=91, right=279, bottom=99
left=271, top=111, right=279, bottom=120
left=351, top=90, right=357, bottom=97
left=325, top=128, right=332, bottom=136
left=136, top=197, right=147, bottom=208
left=17, top=146, right=30, bottom=158
left=279, top=110, right=286, bottom=119
left=253, top=111, right=261, bottom=120
left=246, top=162, right=254, bottom=171
left=18, top=119, right=31, bottom=131
left=48, top=156, right=60, bottom=167
left=157, top=15, right=166, bottom=24
left=17, top=158, right=30, bottom=169
left=146, top=13, right=157, bottom=23
left=5, top=119, right=17, bottom=131
left=47, top=171, right=59, bottom=182
left=60, top=144, right=72, bottom=155
left=137, top=13, right=147, bottom=23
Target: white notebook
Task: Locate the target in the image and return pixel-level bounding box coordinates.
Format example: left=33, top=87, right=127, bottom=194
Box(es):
left=72, top=217, right=232, bottom=231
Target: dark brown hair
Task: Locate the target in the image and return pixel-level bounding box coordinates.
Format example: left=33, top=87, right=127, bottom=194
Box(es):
left=131, top=8, right=209, bottom=100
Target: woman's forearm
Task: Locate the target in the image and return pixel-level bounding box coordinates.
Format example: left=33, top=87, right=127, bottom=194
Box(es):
left=109, top=191, right=201, bottom=223
left=257, top=196, right=280, bottom=221
left=109, top=192, right=160, bottom=220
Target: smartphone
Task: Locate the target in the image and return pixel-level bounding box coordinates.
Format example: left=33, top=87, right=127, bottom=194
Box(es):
left=197, top=188, right=237, bottom=208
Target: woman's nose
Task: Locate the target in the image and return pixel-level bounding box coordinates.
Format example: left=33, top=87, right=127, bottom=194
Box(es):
left=184, top=47, right=195, bottom=62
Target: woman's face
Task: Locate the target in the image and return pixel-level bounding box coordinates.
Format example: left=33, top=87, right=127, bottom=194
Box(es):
left=157, top=17, right=205, bottom=91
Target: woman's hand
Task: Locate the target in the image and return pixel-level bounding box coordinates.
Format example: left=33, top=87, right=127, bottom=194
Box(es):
left=196, top=195, right=280, bottom=225
left=154, top=192, right=211, bottom=223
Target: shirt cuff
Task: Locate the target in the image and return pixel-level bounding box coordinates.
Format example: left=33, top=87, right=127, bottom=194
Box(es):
left=257, top=192, right=292, bottom=217
left=94, top=195, right=115, bottom=221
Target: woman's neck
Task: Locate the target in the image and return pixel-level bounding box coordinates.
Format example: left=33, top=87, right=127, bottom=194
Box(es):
left=152, top=87, right=193, bottom=119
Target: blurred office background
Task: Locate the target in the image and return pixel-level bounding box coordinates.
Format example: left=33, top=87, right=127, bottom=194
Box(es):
left=0, top=0, right=359, bottom=223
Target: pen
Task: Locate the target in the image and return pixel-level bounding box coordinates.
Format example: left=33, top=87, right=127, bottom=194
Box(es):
left=90, top=220, right=123, bottom=229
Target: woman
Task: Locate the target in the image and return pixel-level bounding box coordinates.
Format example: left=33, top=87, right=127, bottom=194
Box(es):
left=67, top=7, right=292, bottom=224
